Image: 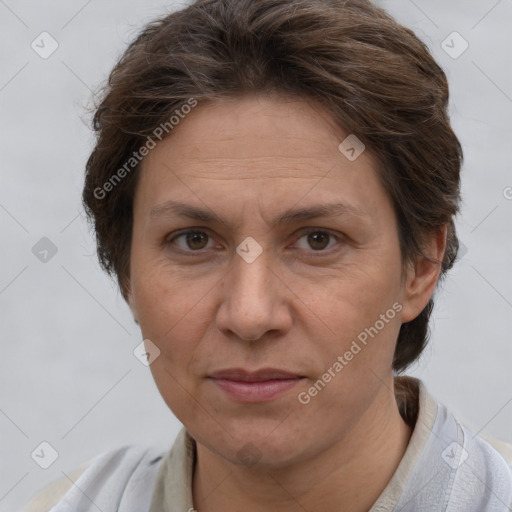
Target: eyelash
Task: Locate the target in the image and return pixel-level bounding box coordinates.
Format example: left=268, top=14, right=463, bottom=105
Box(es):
left=165, top=228, right=344, bottom=257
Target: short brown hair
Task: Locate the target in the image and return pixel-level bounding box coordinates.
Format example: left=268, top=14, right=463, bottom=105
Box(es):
left=82, top=0, right=462, bottom=373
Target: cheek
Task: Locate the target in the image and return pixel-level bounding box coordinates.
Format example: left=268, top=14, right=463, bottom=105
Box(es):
left=316, top=261, right=402, bottom=336
left=303, top=261, right=403, bottom=389
left=131, top=259, right=222, bottom=388
left=296, top=305, right=401, bottom=436
left=136, top=272, right=210, bottom=419
left=132, top=251, right=196, bottom=329
left=131, top=264, right=186, bottom=359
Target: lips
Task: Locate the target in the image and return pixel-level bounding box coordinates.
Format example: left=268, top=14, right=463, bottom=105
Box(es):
left=208, top=368, right=304, bottom=402
left=209, top=368, right=302, bottom=381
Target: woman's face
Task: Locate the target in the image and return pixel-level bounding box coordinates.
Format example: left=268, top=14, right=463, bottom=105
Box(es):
left=128, top=94, right=430, bottom=467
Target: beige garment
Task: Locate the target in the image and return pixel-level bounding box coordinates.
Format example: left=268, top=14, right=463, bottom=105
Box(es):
left=148, top=376, right=512, bottom=511
left=148, top=376, right=431, bottom=510
left=22, top=456, right=99, bottom=512
left=22, top=376, right=512, bottom=511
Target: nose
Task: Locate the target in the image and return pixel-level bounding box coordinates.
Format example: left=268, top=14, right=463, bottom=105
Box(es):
left=215, top=244, right=292, bottom=343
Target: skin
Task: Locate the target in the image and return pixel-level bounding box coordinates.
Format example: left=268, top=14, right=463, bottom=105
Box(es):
left=127, top=94, right=447, bottom=512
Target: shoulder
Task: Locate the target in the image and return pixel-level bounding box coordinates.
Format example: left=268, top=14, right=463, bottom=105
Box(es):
left=401, top=378, right=512, bottom=509
left=21, top=444, right=165, bottom=512
left=22, top=455, right=98, bottom=512
left=480, top=434, right=512, bottom=470
left=434, top=400, right=512, bottom=508
left=413, top=378, right=512, bottom=473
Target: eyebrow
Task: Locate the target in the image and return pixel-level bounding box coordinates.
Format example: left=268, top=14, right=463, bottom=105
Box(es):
left=149, top=200, right=367, bottom=227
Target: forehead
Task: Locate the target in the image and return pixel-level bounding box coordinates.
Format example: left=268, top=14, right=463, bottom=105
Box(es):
left=143, top=94, right=372, bottom=170
left=135, top=94, right=390, bottom=221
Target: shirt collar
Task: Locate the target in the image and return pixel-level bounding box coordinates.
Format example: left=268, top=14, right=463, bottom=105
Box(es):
left=149, top=375, right=435, bottom=512
left=369, top=376, right=439, bottom=510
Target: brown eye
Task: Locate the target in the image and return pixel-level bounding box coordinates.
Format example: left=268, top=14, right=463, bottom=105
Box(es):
left=307, top=232, right=331, bottom=250
left=294, top=230, right=339, bottom=253
left=169, top=230, right=212, bottom=251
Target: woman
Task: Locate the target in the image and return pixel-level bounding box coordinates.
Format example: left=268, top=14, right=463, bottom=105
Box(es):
left=23, top=0, right=512, bottom=510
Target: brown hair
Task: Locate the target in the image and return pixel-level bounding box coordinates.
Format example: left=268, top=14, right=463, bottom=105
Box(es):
left=82, top=0, right=462, bottom=373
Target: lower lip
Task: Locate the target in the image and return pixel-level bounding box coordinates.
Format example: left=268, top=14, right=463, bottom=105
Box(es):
left=210, top=378, right=302, bottom=402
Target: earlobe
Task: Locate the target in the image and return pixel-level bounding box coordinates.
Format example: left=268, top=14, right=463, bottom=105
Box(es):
left=400, top=225, right=448, bottom=324
left=129, top=300, right=140, bottom=325
left=125, top=286, right=140, bottom=324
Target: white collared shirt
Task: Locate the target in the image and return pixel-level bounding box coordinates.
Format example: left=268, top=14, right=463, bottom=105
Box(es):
left=23, top=377, right=512, bottom=512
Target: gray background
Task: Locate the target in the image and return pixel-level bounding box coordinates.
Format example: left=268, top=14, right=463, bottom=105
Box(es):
left=0, top=0, right=511, bottom=509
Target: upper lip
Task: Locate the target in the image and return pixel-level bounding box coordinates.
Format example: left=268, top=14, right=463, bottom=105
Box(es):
left=209, top=368, right=302, bottom=382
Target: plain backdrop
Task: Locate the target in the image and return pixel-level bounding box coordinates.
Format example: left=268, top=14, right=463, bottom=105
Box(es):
left=0, top=0, right=511, bottom=509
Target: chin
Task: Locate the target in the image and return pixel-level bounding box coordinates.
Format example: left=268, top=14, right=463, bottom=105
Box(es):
left=193, top=418, right=316, bottom=469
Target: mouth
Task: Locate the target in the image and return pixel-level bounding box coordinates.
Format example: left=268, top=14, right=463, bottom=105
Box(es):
left=208, top=368, right=305, bottom=403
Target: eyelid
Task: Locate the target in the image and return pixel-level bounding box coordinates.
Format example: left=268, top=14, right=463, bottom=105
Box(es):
left=165, top=228, right=218, bottom=253
left=165, top=227, right=345, bottom=255
left=293, top=227, right=343, bottom=255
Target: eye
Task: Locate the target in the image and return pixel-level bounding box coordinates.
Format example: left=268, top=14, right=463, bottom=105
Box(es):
left=167, top=230, right=215, bottom=252
left=165, top=228, right=343, bottom=256
left=293, top=229, right=342, bottom=254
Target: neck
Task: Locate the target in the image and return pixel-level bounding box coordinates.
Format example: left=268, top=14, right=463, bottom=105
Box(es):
left=192, top=377, right=412, bottom=512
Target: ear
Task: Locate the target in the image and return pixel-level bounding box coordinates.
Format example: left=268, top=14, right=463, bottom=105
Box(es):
left=400, top=224, right=448, bottom=324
